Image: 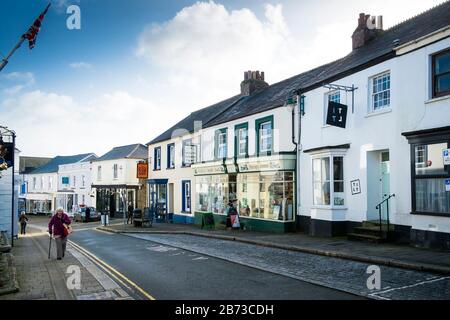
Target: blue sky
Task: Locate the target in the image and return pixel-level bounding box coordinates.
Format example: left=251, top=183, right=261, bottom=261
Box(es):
left=0, top=0, right=444, bottom=157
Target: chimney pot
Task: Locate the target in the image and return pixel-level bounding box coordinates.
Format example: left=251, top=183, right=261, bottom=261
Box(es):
left=240, top=70, right=269, bottom=96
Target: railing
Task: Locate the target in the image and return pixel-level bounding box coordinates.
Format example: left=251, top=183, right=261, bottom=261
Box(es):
left=375, top=194, right=396, bottom=237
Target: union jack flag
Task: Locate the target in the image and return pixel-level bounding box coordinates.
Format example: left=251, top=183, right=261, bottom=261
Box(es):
left=22, top=3, right=51, bottom=49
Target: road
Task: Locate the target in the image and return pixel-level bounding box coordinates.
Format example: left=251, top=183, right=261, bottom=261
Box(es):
left=69, top=228, right=362, bottom=300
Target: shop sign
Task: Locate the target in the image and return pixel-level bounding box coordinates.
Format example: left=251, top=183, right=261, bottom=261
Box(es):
left=351, top=179, right=361, bottom=195
left=326, top=101, right=348, bottom=128
left=445, top=179, right=450, bottom=192
left=443, top=149, right=450, bottom=166
left=194, top=165, right=226, bottom=176
left=62, top=176, right=69, bottom=185
left=239, top=160, right=283, bottom=173
left=137, top=162, right=148, bottom=179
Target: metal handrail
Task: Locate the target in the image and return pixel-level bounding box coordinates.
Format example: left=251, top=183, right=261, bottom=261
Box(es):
left=375, top=194, right=395, bottom=237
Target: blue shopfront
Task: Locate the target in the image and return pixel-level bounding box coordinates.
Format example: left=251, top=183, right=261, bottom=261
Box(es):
left=147, top=179, right=170, bottom=222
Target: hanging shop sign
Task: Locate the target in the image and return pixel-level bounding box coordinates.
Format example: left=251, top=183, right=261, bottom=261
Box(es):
left=326, top=101, right=348, bottom=128
left=137, top=162, right=149, bottom=179
left=0, top=142, right=14, bottom=171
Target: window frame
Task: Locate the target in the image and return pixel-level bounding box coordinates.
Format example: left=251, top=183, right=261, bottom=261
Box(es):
left=182, top=139, right=197, bottom=167
left=369, top=71, right=391, bottom=113
left=324, top=90, right=341, bottom=125
left=97, top=166, right=102, bottom=181
left=113, top=164, right=118, bottom=179
left=167, top=143, right=175, bottom=169
left=214, top=128, right=228, bottom=160
left=234, top=122, right=249, bottom=158
left=255, top=115, right=274, bottom=156
left=311, top=153, right=346, bottom=209
left=432, top=48, right=450, bottom=98
left=409, top=135, right=450, bottom=217
left=154, top=147, right=161, bottom=171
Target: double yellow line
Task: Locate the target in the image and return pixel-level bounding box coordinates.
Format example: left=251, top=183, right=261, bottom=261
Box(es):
left=68, top=239, right=156, bottom=300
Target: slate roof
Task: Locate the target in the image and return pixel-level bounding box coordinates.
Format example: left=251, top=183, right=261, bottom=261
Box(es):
left=19, top=156, right=52, bottom=174
left=95, top=144, right=148, bottom=162
left=30, top=153, right=96, bottom=174
left=148, top=1, right=450, bottom=144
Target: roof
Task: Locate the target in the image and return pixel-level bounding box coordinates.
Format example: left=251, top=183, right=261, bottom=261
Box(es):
left=29, top=153, right=96, bottom=174
left=147, top=2, right=450, bottom=144
left=19, top=156, right=52, bottom=174
left=95, top=144, right=148, bottom=162
left=147, top=94, right=243, bottom=145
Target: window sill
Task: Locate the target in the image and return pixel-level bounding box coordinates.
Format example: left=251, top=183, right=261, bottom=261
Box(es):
left=311, top=205, right=348, bottom=210
left=425, top=95, right=450, bottom=104
left=410, top=211, right=450, bottom=218
left=365, top=108, right=392, bottom=118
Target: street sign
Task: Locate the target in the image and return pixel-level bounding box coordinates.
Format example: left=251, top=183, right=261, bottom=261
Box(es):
left=445, top=179, right=450, bottom=192
left=326, top=101, right=348, bottom=128
left=351, top=180, right=361, bottom=195
left=443, top=149, right=450, bottom=166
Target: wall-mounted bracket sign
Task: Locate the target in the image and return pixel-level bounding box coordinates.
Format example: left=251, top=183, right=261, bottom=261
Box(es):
left=326, top=101, right=348, bottom=128
left=445, top=179, right=450, bottom=192
left=351, top=179, right=361, bottom=195
left=323, top=83, right=358, bottom=114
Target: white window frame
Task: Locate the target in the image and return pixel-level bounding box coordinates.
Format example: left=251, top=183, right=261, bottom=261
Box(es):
left=238, top=128, right=247, bottom=156
left=48, top=177, right=53, bottom=190
left=218, top=133, right=227, bottom=159
left=72, top=175, right=76, bottom=187
left=33, top=177, right=37, bottom=190
left=82, top=175, right=85, bottom=187
left=155, top=148, right=161, bottom=170
left=168, top=144, right=175, bottom=169
left=311, top=152, right=346, bottom=209
left=369, top=71, right=391, bottom=112
left=259, top=122, right=272, bottom=153
left=98, top=166, right=102, bottom=181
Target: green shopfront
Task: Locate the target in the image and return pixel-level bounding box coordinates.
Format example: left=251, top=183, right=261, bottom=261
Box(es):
left=192, top=154, right=296, bottom=232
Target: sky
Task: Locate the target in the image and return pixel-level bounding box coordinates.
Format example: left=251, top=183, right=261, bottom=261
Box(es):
left=0, top=0, right=445, bottom=157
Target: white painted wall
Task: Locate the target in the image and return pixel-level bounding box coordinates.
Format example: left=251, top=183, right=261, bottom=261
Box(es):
left=57, top=161, right=95, bottom=210
left=298, top=37, right=450, bottom=233
left=93, top=158, right=143, bottom=186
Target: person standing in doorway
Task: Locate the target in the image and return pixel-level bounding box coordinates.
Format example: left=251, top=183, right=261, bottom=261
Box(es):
left=19, top=211, right=28, bottom=235
left=48, top=208, right=72, bottom=260
left=85, top=206, right=91, bottom=223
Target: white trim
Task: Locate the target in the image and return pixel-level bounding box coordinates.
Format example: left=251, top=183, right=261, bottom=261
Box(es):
left=395, top=26, right=450, bottom=56
left=425, top=94, right=450, bottom=104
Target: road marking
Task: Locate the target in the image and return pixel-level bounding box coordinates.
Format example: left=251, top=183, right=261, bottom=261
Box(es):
left=193, top=257, right=208, bottom=261
left=146, top=245, right=178, bottom=252
left=68, top=240, right=156, bottom=300
left=369, top=276, right=450, bottom=299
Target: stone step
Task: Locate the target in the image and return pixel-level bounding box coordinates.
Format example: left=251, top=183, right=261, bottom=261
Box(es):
left=347, top=233, right=387, bottom=244
left=352, top=226, right=386, bottom=238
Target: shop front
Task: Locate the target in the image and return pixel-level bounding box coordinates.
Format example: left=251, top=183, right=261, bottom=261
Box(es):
left=193, top=154, right=296, bottom=233
left=147, top=179, right=169, bottom=222
left=93, top=184, right=138, bottom=218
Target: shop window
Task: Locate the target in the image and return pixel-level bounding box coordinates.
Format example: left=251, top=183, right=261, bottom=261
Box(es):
left=412, top=142, right=450, bottom=215
left=195, top=175, right=231, bottom=214
left=154, top=147, right=161, bottom=170
left=182, top=180, right=191, bottom=213
left=432, top=49, right=450, bottom=98
left=234, top=123, right=248, bottom=158
left=313, top=155, right=345, bottom=207
left=369, top=72, right=390, bottom=112
left=215, top=129, right=228, bottom=160
left=167, top=143, right=175, bottom=169
left=256, top=116, right=273, bottom=156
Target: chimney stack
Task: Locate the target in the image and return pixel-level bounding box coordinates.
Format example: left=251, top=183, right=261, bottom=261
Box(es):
left=351, top=13, right=383, bottom=50
left=241, top=70, right=268, bottom=96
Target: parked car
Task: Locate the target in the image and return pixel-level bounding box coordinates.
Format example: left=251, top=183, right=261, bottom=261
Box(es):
left=74, top=207, right=99, bottom=222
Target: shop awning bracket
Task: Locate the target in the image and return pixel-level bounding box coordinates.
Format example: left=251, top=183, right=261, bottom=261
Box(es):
left=323, top=83, right=358, bottom=113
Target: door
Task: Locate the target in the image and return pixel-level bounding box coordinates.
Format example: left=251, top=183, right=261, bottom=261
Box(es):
left=168, top=183, right=174, bottom=213
left=380, top=151, right=390, bottom=220
left=182, top=181, right=191, bottom=213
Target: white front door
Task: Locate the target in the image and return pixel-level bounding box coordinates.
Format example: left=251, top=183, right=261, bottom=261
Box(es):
left=380, top=151, right=390, bottom=220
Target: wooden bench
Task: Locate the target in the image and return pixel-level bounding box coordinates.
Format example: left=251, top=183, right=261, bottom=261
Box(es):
left=133, top=208, right=153, bottom=228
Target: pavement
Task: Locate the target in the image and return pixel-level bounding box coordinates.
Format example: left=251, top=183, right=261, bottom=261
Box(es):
left=0, top=217, right=135, bottom=300
left=98, top=221, right=450, bottom=275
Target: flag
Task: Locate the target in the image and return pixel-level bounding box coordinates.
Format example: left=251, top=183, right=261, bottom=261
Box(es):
left=22, top=3, right=51, bottom=49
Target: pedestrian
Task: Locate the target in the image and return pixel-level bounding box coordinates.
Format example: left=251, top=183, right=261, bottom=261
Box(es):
left=226, top=200, right=238, bottom=230
left=48, top=208, right=72, bottom=260
left=127, top=202, right=134, bottom=225
left=19, top=211, right=28, bottom=235
left=85, top=206, right=91, bottom=223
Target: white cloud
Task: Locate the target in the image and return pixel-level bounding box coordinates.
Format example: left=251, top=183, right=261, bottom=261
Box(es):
left=1, top=72, right=35, bottom=95
left=69, top=62, right=93, bottom=69
left=136, top=1, right=304, bottom=100
left=0, top=90, right=169, bottom=157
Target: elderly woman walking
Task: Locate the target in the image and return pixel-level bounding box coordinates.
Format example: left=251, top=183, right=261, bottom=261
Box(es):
left=48, top=208, right=72, bottom=260
left=19, top=211, right=29, bottom=235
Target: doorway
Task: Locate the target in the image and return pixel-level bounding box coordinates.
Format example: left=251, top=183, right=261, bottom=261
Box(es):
left=366, top=150, right=390, bottom=221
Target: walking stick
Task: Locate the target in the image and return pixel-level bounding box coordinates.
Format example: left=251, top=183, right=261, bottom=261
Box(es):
left=48, top=234, right=52, bottom=259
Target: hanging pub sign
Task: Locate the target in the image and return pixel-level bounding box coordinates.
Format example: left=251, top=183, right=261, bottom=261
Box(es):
left=326, top=101, right=348, bottom=128
left=137, top=162, right=149, bottom=179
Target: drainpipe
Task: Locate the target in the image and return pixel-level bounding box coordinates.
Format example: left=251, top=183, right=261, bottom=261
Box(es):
left=291, top=102, right=298, bottom=230
left=296, top=93, right=303, bottom=231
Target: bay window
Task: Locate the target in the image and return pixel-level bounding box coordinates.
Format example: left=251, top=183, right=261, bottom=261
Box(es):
left=313, top=155, right=345, bottom=207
